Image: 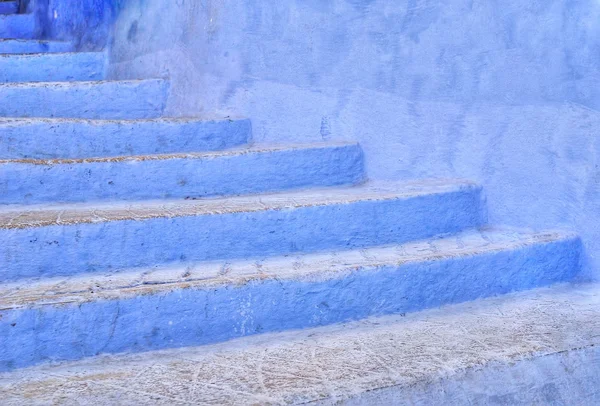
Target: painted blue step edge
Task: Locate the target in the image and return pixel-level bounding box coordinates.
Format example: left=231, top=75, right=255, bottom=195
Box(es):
left=0, top=142, right=365, bottom=204
left=0, top=52, right=106, bottom=83
left=0, top=117, right=252, bottom=159
left=0, top=13, right=35, bottom=39
left=0, top=79, right=169, bottom=119
left=0, top=180, right=485, bottom=280
left=0, top=1, right=18, bottom=15
left=0, top=230, right=581, bottom=371
left=0, top=39, right=73, bottom=54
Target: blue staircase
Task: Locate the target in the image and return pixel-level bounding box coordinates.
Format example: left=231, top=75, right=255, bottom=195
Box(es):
left=0, top=2, right=583, bottom=371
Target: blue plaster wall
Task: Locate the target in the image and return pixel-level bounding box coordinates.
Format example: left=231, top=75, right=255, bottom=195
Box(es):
left=55, top=0, right=600, bottom=278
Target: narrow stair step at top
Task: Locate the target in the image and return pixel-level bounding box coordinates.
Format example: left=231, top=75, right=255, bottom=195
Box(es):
left=0, top=13, right=36, bottom=39
left=0, top=1, right=18, bottom=15
left=0, top=52, right=106, bottom=83
left=0, top=79, right=169, bottom=119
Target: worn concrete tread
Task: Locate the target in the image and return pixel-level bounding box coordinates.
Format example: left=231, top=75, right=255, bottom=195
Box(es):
left=0, top=51, right=104, bottom=59
left=0, top=77, right=164, bottom=88
left=0, top=39, right=69, bottom=45
left=0, top=283, right=597, bottom=405
left=0, top=116, right=247, bottom=125
left=0, top=179, right=478, bottom=229
left=0, top=141, right=358, bottom=165
left=0, top=228, right=575, bottom=309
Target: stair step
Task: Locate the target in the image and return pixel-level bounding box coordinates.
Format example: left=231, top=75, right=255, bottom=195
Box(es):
left=0, top=52, right=106, bottom=83
left=0, top=179, right=483, bottom=280
left=0, top=1, right=18, bottom=15
left=2, top=283, right=596, bottom=402
left=0, top=117, right=252, bottom=159
left=0, top=79, right=168, bottom=119
left=0, top=13, right=35, bottom=39
left=0, top=230, right=582, bottom=371
left=0, top=39, right=73, bottom=54
left=0, top=142, right=365, bottom=204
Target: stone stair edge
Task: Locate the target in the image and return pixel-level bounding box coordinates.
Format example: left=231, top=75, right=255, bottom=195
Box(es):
left=0, top=39, right=70, bottom=44
left=0, top=77, right=168, bottom=88
left=0, top=116, right=251, bottom=124
left=0, top=179, right=481, bottom=229
left=0, top=140, right=361, bottom=165
left=0, top=50, right=105, bottom=58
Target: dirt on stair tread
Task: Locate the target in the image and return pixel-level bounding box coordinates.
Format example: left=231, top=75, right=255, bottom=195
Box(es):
left=0, top=179, right=478, bottom=229
left=0, top=228, right=575, bottom=309
left=0, top=283, right=597, bottom=405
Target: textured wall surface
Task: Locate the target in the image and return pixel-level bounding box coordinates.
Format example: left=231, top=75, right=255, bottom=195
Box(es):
left=45, top=0, right=600, bottom=277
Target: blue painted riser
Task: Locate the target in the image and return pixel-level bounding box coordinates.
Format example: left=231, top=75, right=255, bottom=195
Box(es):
left=0, top=13, right=35, bottom=38
left=0, top=79, right=168, bottom=118
left=0, top=118, right=252, bottom=159
left=0, top=1, right=18, bottom=15
left=0, top=143, right=365, bottom=204
left=0, top=182, right=484, bottom=280
left=0, top=233, right=581, bottom=371
left=0, top=39, right=73, bottom=54
left=0, top=52, right=106, bottom=82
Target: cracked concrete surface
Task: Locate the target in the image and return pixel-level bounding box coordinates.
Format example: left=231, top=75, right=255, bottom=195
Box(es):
left=0, top=283, right=598, bottom=405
